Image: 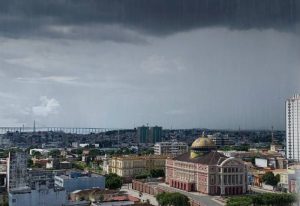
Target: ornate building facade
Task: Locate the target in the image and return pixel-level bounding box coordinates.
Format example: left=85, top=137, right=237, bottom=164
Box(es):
left=166, top=135, right=248, bottom=195
left=109, top=155, right=166, bottom=179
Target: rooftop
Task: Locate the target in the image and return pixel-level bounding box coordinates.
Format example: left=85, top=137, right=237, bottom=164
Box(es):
left=173, top=151, right=227, bottom=165
left=56, top=173, right=103, bottom=180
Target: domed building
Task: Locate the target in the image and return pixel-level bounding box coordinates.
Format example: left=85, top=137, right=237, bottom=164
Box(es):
left=165, top=134, right=248, bottom=195
left=190, top=135, right=217, bottom=158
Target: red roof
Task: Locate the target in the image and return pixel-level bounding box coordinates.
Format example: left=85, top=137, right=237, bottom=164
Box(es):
left=111, top=196, right=128, bottom=201
left=128, top=195, right=140, bottom=202
left=111, top=195, right=140, bottom=202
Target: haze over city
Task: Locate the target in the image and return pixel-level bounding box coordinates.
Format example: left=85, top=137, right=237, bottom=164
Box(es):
left=0, top=0, right=299, bottom=130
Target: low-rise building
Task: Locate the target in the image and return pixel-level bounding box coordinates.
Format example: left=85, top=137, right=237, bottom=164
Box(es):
left=9, top=185, right=67, bottom=206
left=70, top=188, right=118, bottom=202
left=28, top=169, right=66, bottom=189
left=287, top=165, right=300, bottom=193
left=46, top=158, right=60, bottom=169
left=208, top=133, right=234, bottom=148
left=254, top=156, right=287, bottom=169
left=55, top=172, right=105, bottom=193
left=60, top=161, right=72, bottom=169
left=154, top=141, right=188, bottom=156
left=32, top=158, right=49, bottom=168
left=109, top=155, right=167, bottom=180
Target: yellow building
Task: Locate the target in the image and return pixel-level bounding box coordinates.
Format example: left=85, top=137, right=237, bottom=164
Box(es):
left=109, top=155, right=167, bottom=179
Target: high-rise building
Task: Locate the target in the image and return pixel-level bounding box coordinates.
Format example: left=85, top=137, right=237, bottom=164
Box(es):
left=149, top=126, right=162, bottom=143
left=137, top=126, right=149, bottom=143
left=136, top=126, right=163, bottom=144
left=286, top=94, right=300, bottom=161
left=7, top=152, right=28, bottom=191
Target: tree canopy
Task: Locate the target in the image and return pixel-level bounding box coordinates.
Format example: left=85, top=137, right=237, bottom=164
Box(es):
left=156, top=192, right=190, bottom=206
left=262, top=171, right=280, bottom=187
left=135, top=169, right=165, bottom=179
left=31, top=150, right=42, bottom=158
left=49, top=149, right=60, bottom=158
left=226, top=196, right=252, bottom=206
left=105, top=173, right=123, bottom=189
left=227, top=193, right=297, bottom=206
left=150, top=169, right=165, bottom=178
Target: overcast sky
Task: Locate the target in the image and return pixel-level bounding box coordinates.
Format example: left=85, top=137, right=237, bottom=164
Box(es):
left=0, top=0, right=299, bottom=130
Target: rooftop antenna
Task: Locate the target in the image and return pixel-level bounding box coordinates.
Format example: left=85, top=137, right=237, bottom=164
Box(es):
left=118, top=129, right=120, bottom=146
left=271, top=126, right=275, bottom=144
left=33, top=120, right=36, bottom=133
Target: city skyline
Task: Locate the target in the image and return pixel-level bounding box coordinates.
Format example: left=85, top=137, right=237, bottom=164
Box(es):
left=0, top=1, right=299, bottom=130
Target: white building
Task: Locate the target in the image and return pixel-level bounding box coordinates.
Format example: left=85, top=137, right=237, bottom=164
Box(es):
left=29, top=149, right=49, bottom=156
left=208, top=133, right=234, bottom=148
left=286, top=94, right=300, bottom=161
left=54, top=172, right=105, bottom=193
left=9, top=185, right=67, bottom=206
left=154, top=141, right=188, bottom=156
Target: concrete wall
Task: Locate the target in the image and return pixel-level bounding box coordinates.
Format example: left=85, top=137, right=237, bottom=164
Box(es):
left=55, top=175, right=105, bottom=193
left=9, top=187, right=67, bottom=206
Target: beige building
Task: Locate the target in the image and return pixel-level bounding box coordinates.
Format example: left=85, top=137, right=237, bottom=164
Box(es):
left=109, top=155, right=167, bottom=179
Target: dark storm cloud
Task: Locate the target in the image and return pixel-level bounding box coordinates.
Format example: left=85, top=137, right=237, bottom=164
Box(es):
left=0, top=0, right=299, bottom=40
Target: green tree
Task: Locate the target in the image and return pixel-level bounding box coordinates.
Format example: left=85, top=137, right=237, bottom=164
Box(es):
left=139, top=148, right=154, bottom=155
left=31, top=151, right=42, bottom=158
left=226, top=196, right=252, bottom=206
left=251, top=193, right=296, bottom=206
left=49, top=149, right=60, bottom=158
left=89, top=149, right=101, bottom=158
left=27, top=158, right=33, bottom=168
left=71, top=148, right=83, bottom=155
left=262, top=172, right=279, bottom=187
left=150, top=169, right=165, bottom=178
left=235, top=144, right=249, bottom=151
left=105, top=173, right=122, bottom=189
left=72, top=161, right=86, bottom=170
left=0, top=149, right=10, bottom=158
left=156, top=192, right=190, bottom=206
left=275, top=174, right=280, bottom=183
left=135, top=173, right=149, bottom=179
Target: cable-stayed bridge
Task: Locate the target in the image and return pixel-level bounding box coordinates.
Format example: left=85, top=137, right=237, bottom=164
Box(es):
left=0, top=127, right=120, bottom=135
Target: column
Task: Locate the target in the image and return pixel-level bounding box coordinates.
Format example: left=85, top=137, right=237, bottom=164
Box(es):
left=220, top=168, right=225, bottom=195
left=242, top=174, right=246, bottom=193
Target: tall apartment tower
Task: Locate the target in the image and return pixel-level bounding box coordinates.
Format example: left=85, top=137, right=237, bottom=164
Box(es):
left=286, top=94, right=300, bottom=161
left=137, top=126, right=163, bottom=144
left=137, top=126, right=149, bottom=143
left=149, top=126, right=162, bottom=143
left=7, top=151, right=28, bottom=190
